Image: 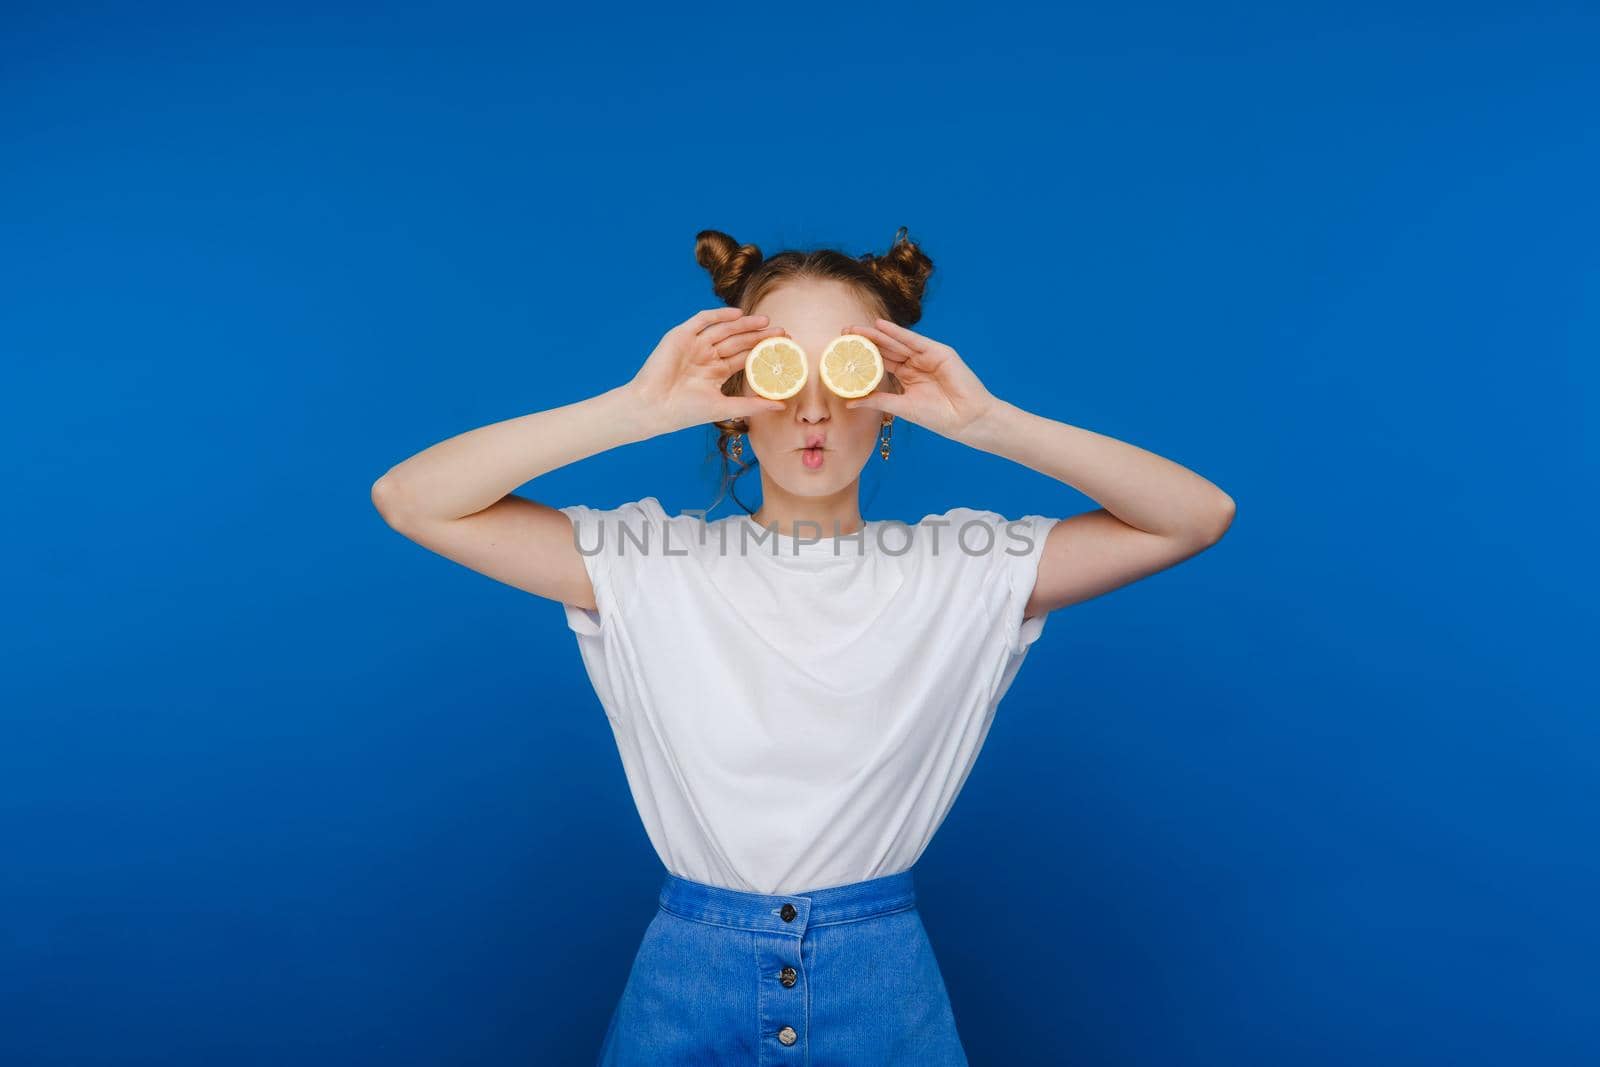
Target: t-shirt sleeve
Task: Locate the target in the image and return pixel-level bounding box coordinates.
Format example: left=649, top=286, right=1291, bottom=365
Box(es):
left=957, top=509, right=1062, bottom=657
left=996, top=512, right=1062, bottom=655
left=554, top=496, right=667, bottom=637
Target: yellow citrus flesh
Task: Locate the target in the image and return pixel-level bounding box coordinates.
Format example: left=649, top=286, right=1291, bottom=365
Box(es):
left=745, top=337, right=808, bottom=400
left=819, top=334, right=884, bottom=398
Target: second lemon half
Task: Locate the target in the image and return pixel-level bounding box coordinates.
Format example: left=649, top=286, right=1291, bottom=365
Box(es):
left=819, top=334, right=884, bottom=398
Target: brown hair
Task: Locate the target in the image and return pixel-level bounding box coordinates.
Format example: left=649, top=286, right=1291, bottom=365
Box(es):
left=695, top=226, right=935, bottom=515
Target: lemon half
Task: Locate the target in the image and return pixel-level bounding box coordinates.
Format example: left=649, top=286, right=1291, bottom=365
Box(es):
left=819, top=334, right=884, bottom=398
left=745, top=337, right=808, bottom=400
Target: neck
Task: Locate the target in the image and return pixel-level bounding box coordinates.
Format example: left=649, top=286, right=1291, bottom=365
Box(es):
left=750, top=478, right=866, bottom=538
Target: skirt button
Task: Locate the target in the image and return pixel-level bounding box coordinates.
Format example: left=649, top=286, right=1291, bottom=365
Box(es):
left=780, top=903, right=797, bottom=922
left=780, top=966, right=797, bottom=987
left=778, top=1026, right=798, bottom=1045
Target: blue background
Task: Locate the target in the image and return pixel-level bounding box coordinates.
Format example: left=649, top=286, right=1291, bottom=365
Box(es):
left=4, top=2, right=1596, bottom=1063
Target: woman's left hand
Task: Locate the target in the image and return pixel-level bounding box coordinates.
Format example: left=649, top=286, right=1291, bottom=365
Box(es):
left=838, top=318, right=1000, bottom=442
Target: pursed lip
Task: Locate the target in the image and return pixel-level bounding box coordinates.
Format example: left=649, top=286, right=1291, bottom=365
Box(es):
left=799, top=435, right=827, bottom=450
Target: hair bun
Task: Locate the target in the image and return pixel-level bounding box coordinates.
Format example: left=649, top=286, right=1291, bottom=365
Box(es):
left=695, top=230, right=764, bottom=306
left=861, top=226, right=934, bottom=325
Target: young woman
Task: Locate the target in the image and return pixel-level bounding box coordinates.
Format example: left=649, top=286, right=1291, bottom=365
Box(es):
left=371, top=227, right=1235, bottom=1064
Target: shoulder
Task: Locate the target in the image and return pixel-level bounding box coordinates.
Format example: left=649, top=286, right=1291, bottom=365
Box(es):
left=556, top=496, right=686, bottom=541
left=898, top=506, right=1057, bottom=559
left=557, top=497, right=712, bottom=561
left=557, top=495, right=670, bottom=524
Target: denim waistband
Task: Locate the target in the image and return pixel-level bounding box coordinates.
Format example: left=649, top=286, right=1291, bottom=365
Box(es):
left=657, top=868, right=918, bottom=935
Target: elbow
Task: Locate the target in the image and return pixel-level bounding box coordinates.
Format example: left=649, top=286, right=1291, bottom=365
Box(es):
left=370, top=471, right=413, bottom=527
left=1201, top=492, right=1236, bottom=545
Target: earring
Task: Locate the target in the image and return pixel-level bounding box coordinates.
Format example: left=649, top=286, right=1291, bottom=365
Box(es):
left=730, top=431, right=744, bottom=461
left=877, top=418, right=894, bottom=461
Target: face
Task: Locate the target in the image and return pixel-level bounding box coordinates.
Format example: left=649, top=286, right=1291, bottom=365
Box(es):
left=739, top=278, right=890, bottom=496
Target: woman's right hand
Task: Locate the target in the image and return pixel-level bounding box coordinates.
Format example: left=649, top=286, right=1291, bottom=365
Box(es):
left=624, top=307, right=792, bottom=436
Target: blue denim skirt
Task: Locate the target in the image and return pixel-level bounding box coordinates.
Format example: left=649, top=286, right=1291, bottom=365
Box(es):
left=597, top=866, right=969, bottom=1064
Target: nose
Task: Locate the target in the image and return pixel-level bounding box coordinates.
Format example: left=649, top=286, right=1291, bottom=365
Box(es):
left=791, top=347, right=842, bottom=421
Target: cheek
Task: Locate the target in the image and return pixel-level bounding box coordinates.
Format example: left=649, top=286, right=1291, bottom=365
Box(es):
left=852, top=413, right=884, bottom=444
left=745, top=415, right=781, bottom=445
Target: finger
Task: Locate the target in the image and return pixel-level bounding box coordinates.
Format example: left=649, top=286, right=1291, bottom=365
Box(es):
left=869, top=317, right=930, bottom=351
left=684, top=306, right=748, bottom=335
left=845, top=393, right=904, bottom=417
left=701, top=315, right=775, bottom=349
left=847, top=322, right=946, bottom=375
left=720, top=398, right=788, bottom=420
left=707, top=325, right=787, bottom=364
left=841, top=323, right=914, bottom=365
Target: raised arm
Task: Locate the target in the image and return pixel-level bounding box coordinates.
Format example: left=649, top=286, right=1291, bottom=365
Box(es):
left=960, top=399, right=1235, bottom=615
left=370, top=307, right=788, bottom=609
left=839, top=316, right=1236, bottom=616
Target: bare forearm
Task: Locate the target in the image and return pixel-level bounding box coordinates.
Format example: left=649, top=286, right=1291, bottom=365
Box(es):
left=372, top=383, right=659, bottom=523
left=960, top=397, right=1234, bottom=541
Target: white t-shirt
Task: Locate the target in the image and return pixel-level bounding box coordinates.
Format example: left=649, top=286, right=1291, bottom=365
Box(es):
left=555, top=495, right=1061, bottom=896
